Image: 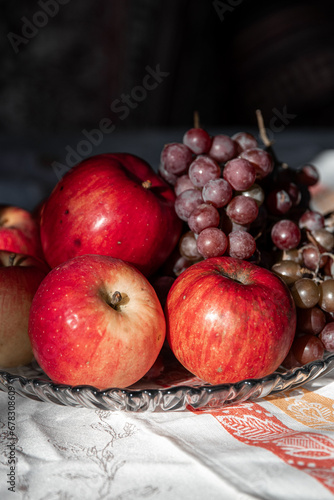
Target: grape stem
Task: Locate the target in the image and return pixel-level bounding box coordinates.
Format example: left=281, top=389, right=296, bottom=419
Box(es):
left=193, top=110, right=200, bottom=129
left=256, top=109, right=273, bottom=148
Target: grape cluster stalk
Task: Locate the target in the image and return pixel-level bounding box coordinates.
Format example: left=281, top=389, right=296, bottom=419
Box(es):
left=158, top=112, right=334, bottom=367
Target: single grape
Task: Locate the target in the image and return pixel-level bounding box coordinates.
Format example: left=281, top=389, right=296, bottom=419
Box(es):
left=183, top=127, right=212, bottom=155
left=266, top=189, right=292, bottom=216
left=209, top=135, right=238, bottom=163
left=227, top=231, right=256, bottom=260
left=311, top=229, right=334, bottom=252
left=188, top=203, right=220, bottom=234
left=319, top=322, right=334, bottom=352
left=271, top=219, right=301, bottom=250
left=271, top=260, right=302, bottom=285
left=174, top=175, right=195, bottom=196
left=202, top=178, right=233, bottom=208
left=222, top=158, right=256, bottom=191
left=296, top=306, right=326, bottom=335
left=291, top=334, right=325, bottom=364
left=295, top=164, right=319, bottom=186
left=238, top=183, right=265, bottom=206
left=301, top=245, right=327, bottom=271
left=226, top=196, right=259, bottom=225
left=188, top=155, right=221, bottom=188
left=160, top=143, right=193, bottom=175
left=299, top=210, right=325, bottom=231
left=239, top=148, right=274, bottom=179
left=174, top=189, right=203, bottom=221
left=158, top=162, right=178, bottom=186
left=290, top=278, right=320, bottom=309
left=231, top=131, right=258, bottom=152
left=179, top=231, right=202, bottom=261
left=318, top=279, right=334, bottom=312
left=196, top=227, right=228, bottom=258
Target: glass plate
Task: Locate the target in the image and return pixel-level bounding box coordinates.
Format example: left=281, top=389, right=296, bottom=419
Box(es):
left=1, top=348, right=334, bottom=412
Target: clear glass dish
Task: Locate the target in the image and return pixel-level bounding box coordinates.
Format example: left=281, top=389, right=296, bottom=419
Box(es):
left=1, top=349, right=334, bottom=412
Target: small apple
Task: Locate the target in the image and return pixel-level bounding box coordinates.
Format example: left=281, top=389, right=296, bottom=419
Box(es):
left=165, top=256, right=296, bottom=384
left=40, top=153, right=183, bottom=276
left=0, top=205, right=44, bottom=261
left=28, top=254, right=166, bottom=389
left=0, top=251, right=48, bottom=368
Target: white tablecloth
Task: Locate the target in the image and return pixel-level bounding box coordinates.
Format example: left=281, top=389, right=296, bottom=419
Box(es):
left=1, top=364, right=334, bottom=500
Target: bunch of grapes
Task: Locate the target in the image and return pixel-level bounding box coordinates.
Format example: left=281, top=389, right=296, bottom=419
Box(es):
left=158, top=114, right=334, bottom=367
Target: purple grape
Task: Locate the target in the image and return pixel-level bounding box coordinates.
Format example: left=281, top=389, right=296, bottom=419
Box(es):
left=227, top=231, right=256, bottom=260
left=222, top=158, right=256, bottom=191
left=161, top=143, right=193, bottom=175
left=188, top=203, right=220, bottom=234
left=174, top=189, right=203, bottom=221
left=226, top=196, right=259, bottom=225
left=271, top=219, right=301, bottom=250
left=301, top=245, right=327, bottom=271
left=188, top=155, right=221, bottom=188
left=209, top=135, right=238, bottom=163
left=183, top=128, right=212, bottom=155
left=299, top=210, right=325, bottom=231
left=196, top=228, right=228, bottom=258
left=202, top=178, right=233, bottom=208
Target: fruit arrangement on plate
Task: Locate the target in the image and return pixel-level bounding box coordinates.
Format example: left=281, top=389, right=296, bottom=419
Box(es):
left=1, top=111, right=334, bottom=399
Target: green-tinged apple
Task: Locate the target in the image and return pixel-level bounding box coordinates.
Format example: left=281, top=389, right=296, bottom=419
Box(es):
left=28, top=254, right=166, bottom=389
left=165, top=256, right=296, bottom=384
left=40, top=153, right=183, bottom=276
left=0, top=251, right=48, bottom=367
left=0, top=204, right=45, bottom=261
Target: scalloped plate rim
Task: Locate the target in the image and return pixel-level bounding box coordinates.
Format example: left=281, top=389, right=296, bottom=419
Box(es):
left=0, top=352, right=334, bottom=408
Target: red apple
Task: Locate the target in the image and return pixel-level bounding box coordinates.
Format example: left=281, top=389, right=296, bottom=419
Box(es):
left=28, top=254, right=166, bottom=389
left=165, top=256, right=296, bottom=384
left=0, top=204, right=45, bottom=261
left=40, top=153, right=183, bottom=276
left=0, top=251, right=48, bottom=367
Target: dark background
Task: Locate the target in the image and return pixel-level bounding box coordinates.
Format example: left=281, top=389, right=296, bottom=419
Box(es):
left=0, top=0, right=334, bottom=209
left=2, top=0, right=334, bottom=133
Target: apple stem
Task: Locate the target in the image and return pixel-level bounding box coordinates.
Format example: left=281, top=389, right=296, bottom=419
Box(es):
left=142, top=180, right=152, bottom=189
left=110, top=291, right=122, bottom=307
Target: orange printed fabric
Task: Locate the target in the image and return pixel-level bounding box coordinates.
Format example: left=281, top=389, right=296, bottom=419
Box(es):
left=266, top=387, right=334, bottom=431
left=190, top=402, right=334, bottom=495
